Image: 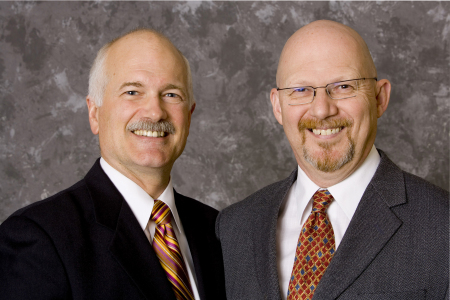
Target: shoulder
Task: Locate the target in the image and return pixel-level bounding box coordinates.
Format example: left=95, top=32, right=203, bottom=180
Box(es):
left=3, top=159, right=111, bottom=230
left=218, top=169, right=297, bottom=224
left=6, top=178, right=91, bottom=226
left=375, top=149, right=448, bottom=217
left=377, top=149, right=448, bottom=203
left=402, top=171, right=449, bottom=210
left=0, top=178, right=95, bottom=298
left=0, top=177, right=96, bottom=254
left=175, top=191, right=219, bottom=223
left=403, top=171, right=448, bottom=197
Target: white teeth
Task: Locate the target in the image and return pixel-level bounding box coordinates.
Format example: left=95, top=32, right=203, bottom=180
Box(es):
left=133, top=130, right=166, bottom=137
left=312, top=127, right=341, bottom=136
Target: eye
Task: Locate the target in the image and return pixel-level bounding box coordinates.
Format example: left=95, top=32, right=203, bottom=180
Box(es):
left=335, top=82, right=357, bottom=90
left=163, top=92, right=184, bottom=104
left=125, top=91, right=138, bottom=96
left=294, top=87, right=308, bottom=93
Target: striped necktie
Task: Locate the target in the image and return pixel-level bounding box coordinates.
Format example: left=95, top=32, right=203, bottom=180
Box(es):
left=287, top=189, right=336, bottom=300
left=151, top=200, right=194, bottom=300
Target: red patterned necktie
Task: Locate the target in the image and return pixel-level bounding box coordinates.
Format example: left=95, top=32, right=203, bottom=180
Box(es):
left=151, top=200, right=194, bottom=300
left=287, top=189, right=336, bottom=300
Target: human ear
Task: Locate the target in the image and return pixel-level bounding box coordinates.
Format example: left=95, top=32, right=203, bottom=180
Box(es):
left=86, top=97, right=100, bottom=135
left=375, top=79, right=391, bottom=118
left=270, top=88, right=283, bottom=125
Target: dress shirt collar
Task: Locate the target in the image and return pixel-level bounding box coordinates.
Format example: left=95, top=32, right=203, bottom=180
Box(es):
left=295, top=145, right=380, bottom=222
left=99, top=158, right=182, bottom=232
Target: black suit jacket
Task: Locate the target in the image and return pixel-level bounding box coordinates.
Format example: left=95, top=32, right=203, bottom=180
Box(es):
left=216, top=150, right=449, bottom=300
left=0, top=159, right=226, bottom=300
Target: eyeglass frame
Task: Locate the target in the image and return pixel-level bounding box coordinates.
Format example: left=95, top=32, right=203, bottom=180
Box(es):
left=276, top=77, right=378, bottom=105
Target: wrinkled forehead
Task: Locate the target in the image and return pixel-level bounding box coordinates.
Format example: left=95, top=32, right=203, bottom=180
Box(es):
left=105, top=32, right=188, bottom=83
left=277, top=22, right=374, bottom=86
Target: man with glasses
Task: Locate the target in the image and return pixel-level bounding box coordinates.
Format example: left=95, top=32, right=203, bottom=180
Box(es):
left=216, top=20, right=448, bottom=300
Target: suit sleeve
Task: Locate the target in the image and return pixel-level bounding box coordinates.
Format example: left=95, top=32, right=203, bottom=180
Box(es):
left=0, top=215, right=71, bottom=299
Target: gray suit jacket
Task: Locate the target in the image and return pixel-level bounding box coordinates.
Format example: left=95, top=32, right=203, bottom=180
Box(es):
left=216, top=150, right=449, bottom=300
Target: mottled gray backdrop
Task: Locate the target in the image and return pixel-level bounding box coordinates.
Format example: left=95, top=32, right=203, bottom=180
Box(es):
left=0, top=1, right=449, bottom=223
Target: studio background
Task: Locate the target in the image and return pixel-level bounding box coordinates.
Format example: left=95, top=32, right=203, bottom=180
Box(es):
left=0, top=1, right=449, bottom=223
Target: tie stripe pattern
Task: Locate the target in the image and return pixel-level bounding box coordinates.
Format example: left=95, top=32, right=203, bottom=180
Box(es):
left=287, top=189, right=336, bottom=300
left=151, top=200, right=194, bottom=300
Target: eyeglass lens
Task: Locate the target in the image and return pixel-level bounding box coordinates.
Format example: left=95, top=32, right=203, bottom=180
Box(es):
left=286, top=79, right=360, bottom=104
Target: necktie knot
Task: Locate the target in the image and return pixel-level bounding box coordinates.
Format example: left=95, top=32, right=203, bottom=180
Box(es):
left=312, top=189, right=334, bottom=213
left=151, top=200, right=171, bottom=225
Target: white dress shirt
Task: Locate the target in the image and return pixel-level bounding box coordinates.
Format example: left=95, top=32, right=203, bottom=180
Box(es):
left=276, top=145, right=381, bottom=299
left=100, top=158, right=200, bottom=300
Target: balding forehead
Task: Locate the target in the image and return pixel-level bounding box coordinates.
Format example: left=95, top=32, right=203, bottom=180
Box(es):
left=276, top=21, right=376, bottom=86
left=112, top=31, right=176, bottom=54
left=106, top=31, right=185, bottom=69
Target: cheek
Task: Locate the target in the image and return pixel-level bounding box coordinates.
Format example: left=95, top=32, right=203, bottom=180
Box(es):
left=98, top=108, right=133, bottom=141
left=281, top=106, right=305, bottom=128
left=172, top=106, right=191, bottom=126
left=111, top=102, right=140, bottom=126
left=348, top=101, right=377, bottom=137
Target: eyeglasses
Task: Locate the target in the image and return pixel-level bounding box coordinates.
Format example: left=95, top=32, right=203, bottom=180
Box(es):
left=277, top=77, right=377, bottom=105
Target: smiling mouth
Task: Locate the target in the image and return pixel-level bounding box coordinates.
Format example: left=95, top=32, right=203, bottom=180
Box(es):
left=310, top=127, right=344, bottom=136
left=127, top=119, right=175, bottom=138
left=133, top=130, right=167, bottom=137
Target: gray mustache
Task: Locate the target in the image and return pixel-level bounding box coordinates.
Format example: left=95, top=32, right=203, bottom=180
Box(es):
left=126, top=119, right=175, bottom=134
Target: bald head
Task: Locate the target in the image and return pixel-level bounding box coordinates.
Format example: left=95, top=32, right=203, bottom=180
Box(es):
left=270, top=20, right=392, bottom=187
left=88, top=28, right=194, bottom=107
left=276, top=20, right=377, bottom=88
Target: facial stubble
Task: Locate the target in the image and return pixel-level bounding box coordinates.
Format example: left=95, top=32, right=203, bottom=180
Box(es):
left=299, top=120, right=355, bottom=173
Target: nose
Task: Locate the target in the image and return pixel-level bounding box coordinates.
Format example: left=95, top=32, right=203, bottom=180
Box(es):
left=144, top=94, right=167, bottom=122
left=308, top=87, right=338, bottom=120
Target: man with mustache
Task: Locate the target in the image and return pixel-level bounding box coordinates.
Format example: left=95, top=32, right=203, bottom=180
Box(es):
left=0, top=29, right=226, bottom=300
left=216, top=20, right=449, bottom=300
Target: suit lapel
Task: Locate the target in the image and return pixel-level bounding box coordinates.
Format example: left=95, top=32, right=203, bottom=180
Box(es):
left=253, top=170, right=298, bottom=300
left=84, top=159, right=176, bottom=300
left=109, top=201, right=177, bottom=300
left=175, top=192, right=207, bottom=299
left=313, top=150, right=406, bottom=300
left=175, top=191, right=226, bottom=300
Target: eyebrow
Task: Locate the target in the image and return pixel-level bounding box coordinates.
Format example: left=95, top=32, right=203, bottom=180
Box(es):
left=119, top=82, right=187, bottom=97
left=163, top=84, right=185, bottom=91
left=163, top=84, right=187, bottom=97
left=119, top=81, right=144, bottom=89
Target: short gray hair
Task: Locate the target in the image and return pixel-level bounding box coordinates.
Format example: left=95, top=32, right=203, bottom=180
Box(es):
left=88, top=28, right=195, bottom=108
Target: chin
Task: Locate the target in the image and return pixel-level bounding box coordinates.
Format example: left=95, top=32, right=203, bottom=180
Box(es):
left=130, top=152, right=170, bottom=168
left=303, top=139, right=355, bottom=173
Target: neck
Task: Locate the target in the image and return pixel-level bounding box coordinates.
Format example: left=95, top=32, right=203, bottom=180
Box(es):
left=103, top=158, right=172, bottom=199
left=298, top=151, right=371, bottom=188
left=300, top=165, right=356, bottom=188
